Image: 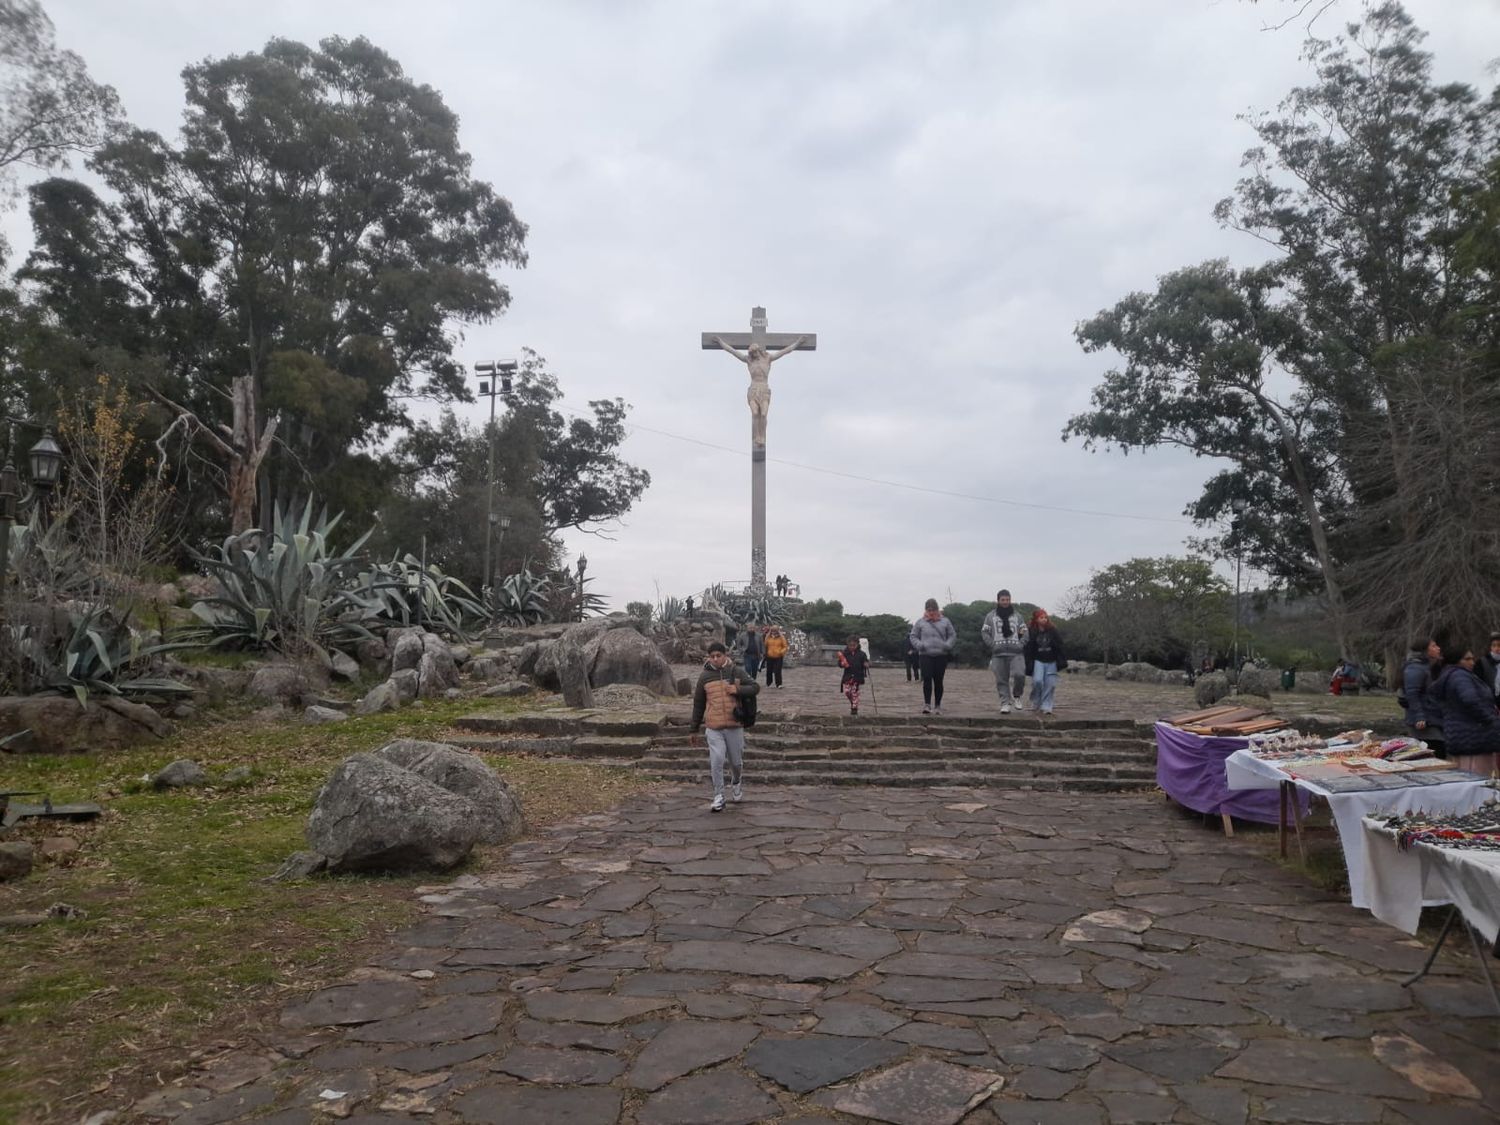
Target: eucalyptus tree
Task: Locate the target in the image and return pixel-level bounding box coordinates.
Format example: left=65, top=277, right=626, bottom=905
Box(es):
left=1068, top=3, right=1498, bottom=659
left=23, top=35, right=527, bottom=534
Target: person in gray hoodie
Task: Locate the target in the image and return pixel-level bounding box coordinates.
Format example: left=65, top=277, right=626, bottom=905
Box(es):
left=981, top=589, right=1028, bottom=714
left=909, top=598, right=958, bottom=714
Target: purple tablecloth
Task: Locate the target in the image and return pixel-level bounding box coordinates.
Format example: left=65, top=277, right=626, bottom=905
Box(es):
left=1154, top=722, right=1307, bottom=825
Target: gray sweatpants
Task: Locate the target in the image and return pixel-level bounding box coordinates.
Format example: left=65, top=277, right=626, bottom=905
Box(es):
left=990, top=653, right=1026, bottom=708
left=705, top=727, right=746, bottom=797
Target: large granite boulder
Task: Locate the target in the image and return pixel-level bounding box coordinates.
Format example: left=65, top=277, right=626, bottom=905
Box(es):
left=305, top=753, right=485, bottom=873
left=0, top=842, right=34, bottom=881
left=0, top=695, right=173, bottom=753
left=591, top=627, right=677, bottom=697
left=375, top=740, right=524, bottom=844
left=329, top=650, right=360, bottom=682
left=389, top=629, right=426, bottom=673
left=1194, top=672, right=1233, bottom=708
left=247, top=662, right=326, bottom=705
left=416, top=634, right=461, bottom=698
left=1238, top=666, right=1277, bottom=699
left=531, top=616, right=676, bottom=703
left=352, top=679, right=400, bottom=716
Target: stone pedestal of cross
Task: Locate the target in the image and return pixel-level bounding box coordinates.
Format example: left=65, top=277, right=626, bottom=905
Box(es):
left=701, top=306, right=816, bottom=588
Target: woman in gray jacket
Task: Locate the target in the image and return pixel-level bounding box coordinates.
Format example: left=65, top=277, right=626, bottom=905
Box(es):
left=910, top=598, right=958, bottom=715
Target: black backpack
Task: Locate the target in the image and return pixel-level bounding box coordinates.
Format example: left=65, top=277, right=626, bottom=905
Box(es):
left=733, top=688, right=758, bottom=728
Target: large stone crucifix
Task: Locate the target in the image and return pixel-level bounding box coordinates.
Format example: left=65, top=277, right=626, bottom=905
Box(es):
left=701, top=306, right=817, bottom=587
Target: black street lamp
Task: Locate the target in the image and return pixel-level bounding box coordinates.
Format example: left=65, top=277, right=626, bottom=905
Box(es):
left=28, top=429, right=63, bottom=490
left=576, top=553, right=588, bottom=622
left=0, top=423, right=65, bottom=581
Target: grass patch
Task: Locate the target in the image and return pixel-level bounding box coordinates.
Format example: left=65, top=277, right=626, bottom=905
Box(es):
left=0, top=698, right=648, bottom=1124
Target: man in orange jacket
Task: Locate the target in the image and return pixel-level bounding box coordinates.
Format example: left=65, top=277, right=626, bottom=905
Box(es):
left=763, top=626, right=788, bottom=688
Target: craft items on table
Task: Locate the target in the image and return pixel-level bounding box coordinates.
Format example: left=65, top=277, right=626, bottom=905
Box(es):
left=1154, top=706, right=1304, bottom=833
left=1360, top=802, right=1500, bottom=1012
left=1225, top=742, right=1491, bottom=913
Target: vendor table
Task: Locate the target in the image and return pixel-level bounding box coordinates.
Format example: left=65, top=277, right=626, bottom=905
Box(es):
left=1153, top=722, right=1305, bottom=832
left=1360, top=813, right=1500, bottom=1012
left=1225, top=748, right=1490, bottom=913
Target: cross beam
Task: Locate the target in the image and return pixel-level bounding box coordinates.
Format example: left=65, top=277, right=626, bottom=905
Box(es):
left=700, top=306, right=816, bottom=353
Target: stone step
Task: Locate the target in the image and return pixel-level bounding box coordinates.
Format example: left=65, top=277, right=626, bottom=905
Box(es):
left=635, top=744, right=1155, bottom=765
left=741, top=715, right=1148, bottom=732
left=633, top=755, right=1157, bottom=781
left=651, top=732, right=1154, bottom=752
left=454, top=713, right=666, bottom=737
left=461, top=735, right=653, bottom=758
left=631, top=766, right=1158, bottom=793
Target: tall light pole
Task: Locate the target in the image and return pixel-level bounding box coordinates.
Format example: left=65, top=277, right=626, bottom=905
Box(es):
left=576, top=553, right=588, bottom=621
left=1231, top=498, right=1248, bottom=679
left=474, top=360, right=518, bottom=592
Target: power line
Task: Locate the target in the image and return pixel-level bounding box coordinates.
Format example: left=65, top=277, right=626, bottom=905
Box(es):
left=619, top=419, right=1195, bottom=526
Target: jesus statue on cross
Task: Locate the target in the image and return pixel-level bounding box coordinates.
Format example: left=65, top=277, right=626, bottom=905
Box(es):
left=710, top=335, right=807, bottom=448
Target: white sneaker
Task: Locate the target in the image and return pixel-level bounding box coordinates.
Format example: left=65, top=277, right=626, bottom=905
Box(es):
left=710, top=794, right=725, bottom=812
left=921, top=705, right=931, bottom=714
left=1000, top=704, right=1011, bottom=715
left=933, top=707, right=942, bottom=716
left=731, top=779, right=744, bottom=802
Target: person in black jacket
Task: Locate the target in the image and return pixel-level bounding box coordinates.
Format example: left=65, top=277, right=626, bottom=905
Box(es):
left=1023, top=609, right=1068, bottom=715
left=837, top=636, right=870, bottom=716
left=1476, top=632, right=1500, bottom=706
left=1430, top=645, right=1499, bottom=776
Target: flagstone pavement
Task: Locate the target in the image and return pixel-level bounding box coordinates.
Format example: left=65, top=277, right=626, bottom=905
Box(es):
left=134, top=785, right=1500, bottom=1125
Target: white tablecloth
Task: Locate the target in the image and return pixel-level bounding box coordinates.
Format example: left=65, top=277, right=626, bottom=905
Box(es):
left=1224, top=749, right=1491, bottom=910
left=1361, top=817, right=1500, bottom=943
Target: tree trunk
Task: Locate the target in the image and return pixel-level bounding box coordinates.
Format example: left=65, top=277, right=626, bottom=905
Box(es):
left=148, top=377, right=276, bottom=537
left=1251, top=389, right=1352, bottom=660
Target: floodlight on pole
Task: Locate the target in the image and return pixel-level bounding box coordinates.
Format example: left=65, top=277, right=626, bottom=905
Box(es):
left=474, top=359, right=519, bottom=593
left=1230, top=498, right=1248, bottom=682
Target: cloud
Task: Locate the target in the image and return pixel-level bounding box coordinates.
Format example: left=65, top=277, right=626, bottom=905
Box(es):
left=11, top=0, right=1499, bottom=619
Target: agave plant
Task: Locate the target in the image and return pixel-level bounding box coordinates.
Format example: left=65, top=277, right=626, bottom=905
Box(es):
left=486, top=566, right=552, bottom=626
left=354, top=554, right=487, bottom=639
left=546, top=572, right=608, bottom=623
left=721, top=587, right=791, bottom=627
left=9, top=605, right=194, bottom=705
left=656, top=595, right=684, bottom=624
left=6, top=513, right=93, bottom=599
left=186, top=497, right=382, bottom=658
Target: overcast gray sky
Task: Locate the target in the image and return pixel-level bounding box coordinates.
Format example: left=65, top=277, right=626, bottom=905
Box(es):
left=18, top=0, right=1500, bottom=616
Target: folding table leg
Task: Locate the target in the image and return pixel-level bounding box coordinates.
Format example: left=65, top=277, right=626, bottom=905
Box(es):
left=1278, top=781, right=1288, bottom=859
left=1402, top=905, right=1457, bottom=989
left=1461, top=915, right=1500, bottom=1016
left=1288, top=786, right=1307, bottom=863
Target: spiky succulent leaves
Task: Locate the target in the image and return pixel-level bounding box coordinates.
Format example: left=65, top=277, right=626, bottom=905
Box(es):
left=12, top=606, right=195, bottom=703
left=186, top=496, right=381, bottom=654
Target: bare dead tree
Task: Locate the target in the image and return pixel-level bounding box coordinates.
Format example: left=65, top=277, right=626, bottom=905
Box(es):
left=1341, top=343, right=1500, bottom=666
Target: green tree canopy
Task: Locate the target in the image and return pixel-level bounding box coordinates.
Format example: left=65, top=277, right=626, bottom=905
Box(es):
left=21, top=34, right=527, bottom=535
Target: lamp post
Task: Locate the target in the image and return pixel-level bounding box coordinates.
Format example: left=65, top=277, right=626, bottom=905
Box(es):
left=1230, top=498, right=1248, bottom=681
left=474, top=360, right=518, bottom=593
left=576, top=553, right=588, bottom=621
left=0, top=423, right=65, bottom=584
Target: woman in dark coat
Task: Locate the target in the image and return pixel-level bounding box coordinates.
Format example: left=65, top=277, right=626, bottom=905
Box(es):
left=837, top=636, right=870, bottom=716
left=1430, top=645, right=1499, bottom=776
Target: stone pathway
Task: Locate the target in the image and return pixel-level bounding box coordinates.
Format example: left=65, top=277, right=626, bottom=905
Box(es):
left=134, top=786, right=1498, bottom=1124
